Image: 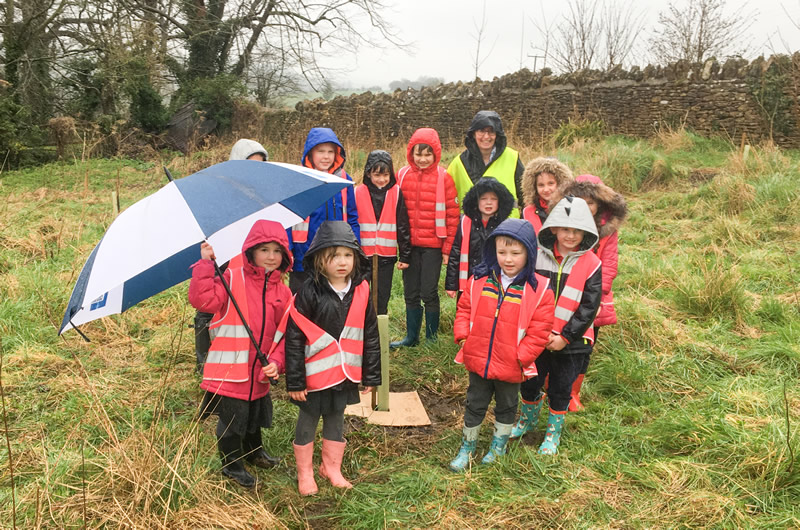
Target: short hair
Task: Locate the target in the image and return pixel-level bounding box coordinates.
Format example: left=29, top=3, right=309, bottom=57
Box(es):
left=412, top=143, right=434, bottom=155
left=495, top=235, right=526, bottom=251
left=369, top=161, right=392, bottom=175
left=311, top=246, right=361, bottom=283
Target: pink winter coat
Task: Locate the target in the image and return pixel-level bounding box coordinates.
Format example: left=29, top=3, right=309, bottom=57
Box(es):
left=188, top=220, right=292, bottom=400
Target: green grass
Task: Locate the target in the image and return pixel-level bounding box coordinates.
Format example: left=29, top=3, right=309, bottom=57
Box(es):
left=0, top=135, right=799, bottom=528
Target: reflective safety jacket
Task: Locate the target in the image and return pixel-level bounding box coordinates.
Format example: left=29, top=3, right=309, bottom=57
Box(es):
left=355, top=184, right=399, bottom=257
left=449, top=147, right=520, bottom=217
left=522, top=205, right=543, bottom=234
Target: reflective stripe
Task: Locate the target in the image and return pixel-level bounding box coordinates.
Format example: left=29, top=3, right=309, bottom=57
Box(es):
left=560, top=285, right=583, bottom=303
left=206, top=349, right=250, bottom=365
left=517, top=328, right=526, bottom=343
left=341, top=325, right=364, bottom=342
left=554, top=306, right=575, bottom=322
left=360, top=222, right=378, bottom=231
left=305, top=351, right=364, bottom=377
left=213, top=324, right=250, bottom=339
left=436, top=203, right=445, bottom=211
left=305, top=334, right=337, bottom=359
left=459, top=270, right=469, bottom=280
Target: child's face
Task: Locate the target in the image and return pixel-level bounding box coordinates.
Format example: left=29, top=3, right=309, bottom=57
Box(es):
left=324, top=246, right=355, bottom=283
left=370, top=169, right=391, bottom=189
left=247, top=153, right=266, bottom=161
left=496, top=238, right=527, bottom=278
left=478, top=191, right=499, bottom=217
left=552, top=227, right=585, bottom=254
left=251, top=241, right=284, bottom=271
left=583, top=197, right=598, bottom=215
left=536, top=172, right=558, bottom=202
left=412, top=146, right=435, bottom=169
left=310, top=143, right=337, bottom=171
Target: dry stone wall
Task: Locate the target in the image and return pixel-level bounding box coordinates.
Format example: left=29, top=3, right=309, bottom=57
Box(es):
left=260, top=55, right=800, bottom=148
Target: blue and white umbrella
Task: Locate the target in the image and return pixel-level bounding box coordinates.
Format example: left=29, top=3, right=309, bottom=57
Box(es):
left=59, top=160, right=351, bottom=335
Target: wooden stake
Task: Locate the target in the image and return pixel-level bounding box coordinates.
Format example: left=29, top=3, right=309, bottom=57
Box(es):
left=111, top=191, right=120, bottom=217
left=376, top=315, right=390, bottom=411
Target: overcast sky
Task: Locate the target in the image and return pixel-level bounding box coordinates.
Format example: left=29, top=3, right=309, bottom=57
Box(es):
left=327, top=0, right=800, bottom=89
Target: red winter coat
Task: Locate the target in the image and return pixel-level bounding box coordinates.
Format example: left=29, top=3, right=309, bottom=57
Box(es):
left=397, top=128, right=459, bottom=255
left=453, top=274, right=554, bottom=383
left=188, top=220, right=292, bottom=400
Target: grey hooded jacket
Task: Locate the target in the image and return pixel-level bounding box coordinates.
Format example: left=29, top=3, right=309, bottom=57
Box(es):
left=229, top=139, right=269, bottom=161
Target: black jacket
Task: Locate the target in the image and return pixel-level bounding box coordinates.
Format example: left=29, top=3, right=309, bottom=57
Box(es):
left=362, top=150, right=412, bottom=265
left=285, top=221, right=381, bottom=391
left=459, top=111, right=525, bottom=207
left=445, top=177, right=515, bottom=291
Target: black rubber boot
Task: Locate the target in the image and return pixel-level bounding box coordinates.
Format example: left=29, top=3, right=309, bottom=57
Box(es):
left=194, top=311, right=213, bottom=374
left=218, top=433, right=256, bottom=488
left=425, top=310, right=440, bottom=340
left=390, top=307, right=423, bottom=349
left=243, top=429, right=281, bottom=468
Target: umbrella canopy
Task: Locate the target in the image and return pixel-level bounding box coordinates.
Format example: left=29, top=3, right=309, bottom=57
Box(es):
left=60, top=160, right=351, bottom=335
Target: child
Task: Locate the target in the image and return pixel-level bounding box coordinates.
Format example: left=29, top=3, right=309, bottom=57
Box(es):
left=445, top=177, right=515, bottom=299
left=194, top=138, right=271, bottom=374
left=450, top=218, right=554, bottom=471
left=511, top=196, right=602, bottom=455
left=520, top=157, right=573, bottom=234
left=188, top=219, right=292, bottom=488
left=274, top=221, right=381, bottom=496
left=557, top=175, right=627, bottom=410
left=355, top=150, right=412, bottom=315
left=391, top=128, right=459, bottom=347
left=290, top=128, right=360, bottom=293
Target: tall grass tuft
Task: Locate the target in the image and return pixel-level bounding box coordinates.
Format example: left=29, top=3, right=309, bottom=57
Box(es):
left=669, top=259, right=750, bottom=323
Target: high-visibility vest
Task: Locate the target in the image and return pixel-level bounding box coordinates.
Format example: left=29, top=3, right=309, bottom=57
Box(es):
left=269, top=281, right=369, bottom=391
left=203, top=267, right=252, bottom=383
left=457, top=216, right=472, bottom=292
left=397, top=165, right=447, bottom=239
left=522, top=205, right=543, bottom=234
left=355, top=184, right=399, bottom=257
left=292, top=169, right=349, bottom=243
left=551, top=251, right=602, bottom=344
left=448, top=147, right=520, bottom=218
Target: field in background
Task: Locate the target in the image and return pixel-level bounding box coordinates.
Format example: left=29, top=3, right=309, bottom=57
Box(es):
left=0, top=129, right=798, bottom=528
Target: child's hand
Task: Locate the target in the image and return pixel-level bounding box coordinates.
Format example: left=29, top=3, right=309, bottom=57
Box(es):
left=442, top=255, right=449, bottom=265
left=396, top=262, right=409, bottom=270
left=361, top=386, right=375, bottom=394
left=547, top=333, right=568, bottom=351
left=262, top=362, right=279, bottom=380
left=200, top=242, right=216, bottom=261
left=289, top=390, right=308, bottom=402
left=446, top=290, right=457, bottom=298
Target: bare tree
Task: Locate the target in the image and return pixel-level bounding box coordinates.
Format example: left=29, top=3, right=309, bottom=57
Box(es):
left=550, top=0, right=602, bottom=72
left=470, top=0, right=497, bottom=80
left=649, top=0, right=755, bottom=64
left=602, top=1, right=646, bottom=69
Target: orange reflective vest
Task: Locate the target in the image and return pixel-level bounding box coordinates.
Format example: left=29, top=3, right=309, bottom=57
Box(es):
left=457, top=216, right=472, bottom=292
left=203, top=267, right=252, bottom=383
left=522, top=205, right=543, bottom=234
left=552, top=252, right=602, bottom=344
left=355, top=184, right=399, bottom=257
left=397, top=165, right=447, bottom=239
left=269, top=281, right=369, bottom=391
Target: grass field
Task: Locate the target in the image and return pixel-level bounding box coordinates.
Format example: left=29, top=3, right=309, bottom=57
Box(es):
left=0, top=129, right=798, bottom=528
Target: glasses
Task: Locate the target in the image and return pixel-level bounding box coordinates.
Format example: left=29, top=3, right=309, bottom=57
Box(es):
left=475, top=128, right=496, bottom=137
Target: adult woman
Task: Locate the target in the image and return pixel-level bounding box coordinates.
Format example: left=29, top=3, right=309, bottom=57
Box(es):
left=447, top=110, right=525, bottom=217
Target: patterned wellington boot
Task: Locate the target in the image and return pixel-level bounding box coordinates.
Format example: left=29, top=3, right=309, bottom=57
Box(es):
left=449, top=425, right=480, bottom=472
left=510, top=395, right=545, bottom=439
left=538, top=410, right=566, bottom=455
left=481, top=422, right=513, bottom=465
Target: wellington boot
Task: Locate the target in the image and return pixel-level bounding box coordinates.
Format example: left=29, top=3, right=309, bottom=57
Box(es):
left=425, top=310, right=440, bottom=340
left=243, top=429, right=281, bottom=468
left=510, top=395, right=545, bottom=439
left=319, top=439, right=353, bottom=489
left=568, top=374, right=585, bottom=412
left=293, top=442, right=318, bottom=496
left=481, top=422, right=513, bottom=465
left=218, top=435, right=256, bottom=488
left=449, top=424, right=480, bottom=472
left=390, top=307, right=423, bottom=349
left=538, top=410, right=566, bottom=455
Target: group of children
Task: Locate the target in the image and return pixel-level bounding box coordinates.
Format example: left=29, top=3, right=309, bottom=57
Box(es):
left=188, top=127, right=627, bottom=493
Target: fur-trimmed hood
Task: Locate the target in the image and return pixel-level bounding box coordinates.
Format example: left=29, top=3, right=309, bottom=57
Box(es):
left=521, top=157, right=574, bottom=206
left=558, top=174, right=627, bottom=239
left=461, top=177, right=515, bottom=222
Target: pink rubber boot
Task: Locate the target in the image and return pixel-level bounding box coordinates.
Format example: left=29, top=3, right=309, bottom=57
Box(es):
left=319, top=439, right=353, bottom=489
left=293, top=442, right=318, bottom=496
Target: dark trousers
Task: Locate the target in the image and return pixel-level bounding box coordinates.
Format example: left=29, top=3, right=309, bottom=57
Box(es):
left=402, top=247, right=442, bottom=313
left=464, top=371, right=520, bottom=427
left=520, top=350, right=589, bottom=412
left=367, top=256, right=396, bottom=315
left=578, top=327, right=600, bottom=375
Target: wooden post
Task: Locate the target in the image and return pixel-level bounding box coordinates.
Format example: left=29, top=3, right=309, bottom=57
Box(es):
left=111, top=192, right=119, bottom=217
left=83, top=169, right=89, bottom=195
left=376, top=315, right=390, bottom=411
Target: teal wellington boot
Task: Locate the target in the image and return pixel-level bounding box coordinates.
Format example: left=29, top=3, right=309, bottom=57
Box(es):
left=481, top=422, right=513, bottom=465
left=510, top=395, right=545, bottom=439
left=538, top=410, right=566, bottom=455
left=390, top=307, right=423, bottom=349
left=449, top=425, right=480, bottom=472
left=425, top=310, right=440, bottom=341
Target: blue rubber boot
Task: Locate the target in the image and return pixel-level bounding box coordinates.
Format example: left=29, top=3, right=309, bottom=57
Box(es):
left=390, top=307, right=423, bottom=349
left=449, top=425, right=480, bottom=472
left=538, top=409, right=566, bottom=455
left=481, top=422, right=513, bottom=465
left=510, top=395, right=545, bottom=439
left=425, top=310, right=440, bottom=341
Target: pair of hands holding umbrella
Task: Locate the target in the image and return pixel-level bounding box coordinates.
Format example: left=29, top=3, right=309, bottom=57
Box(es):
left=201, top=241, right=280, bottom=382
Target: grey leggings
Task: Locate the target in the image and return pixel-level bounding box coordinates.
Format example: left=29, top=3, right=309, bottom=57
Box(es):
left=294, top=408, right=345, bottom=445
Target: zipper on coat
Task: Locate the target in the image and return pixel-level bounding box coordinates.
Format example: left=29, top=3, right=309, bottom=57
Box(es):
left=484, top=276, right=505, bottom=378
left=248, top=271, right=271, bottom=401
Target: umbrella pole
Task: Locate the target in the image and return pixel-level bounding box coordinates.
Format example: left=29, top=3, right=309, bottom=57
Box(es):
left=371, top=254, right=378, bottom=410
